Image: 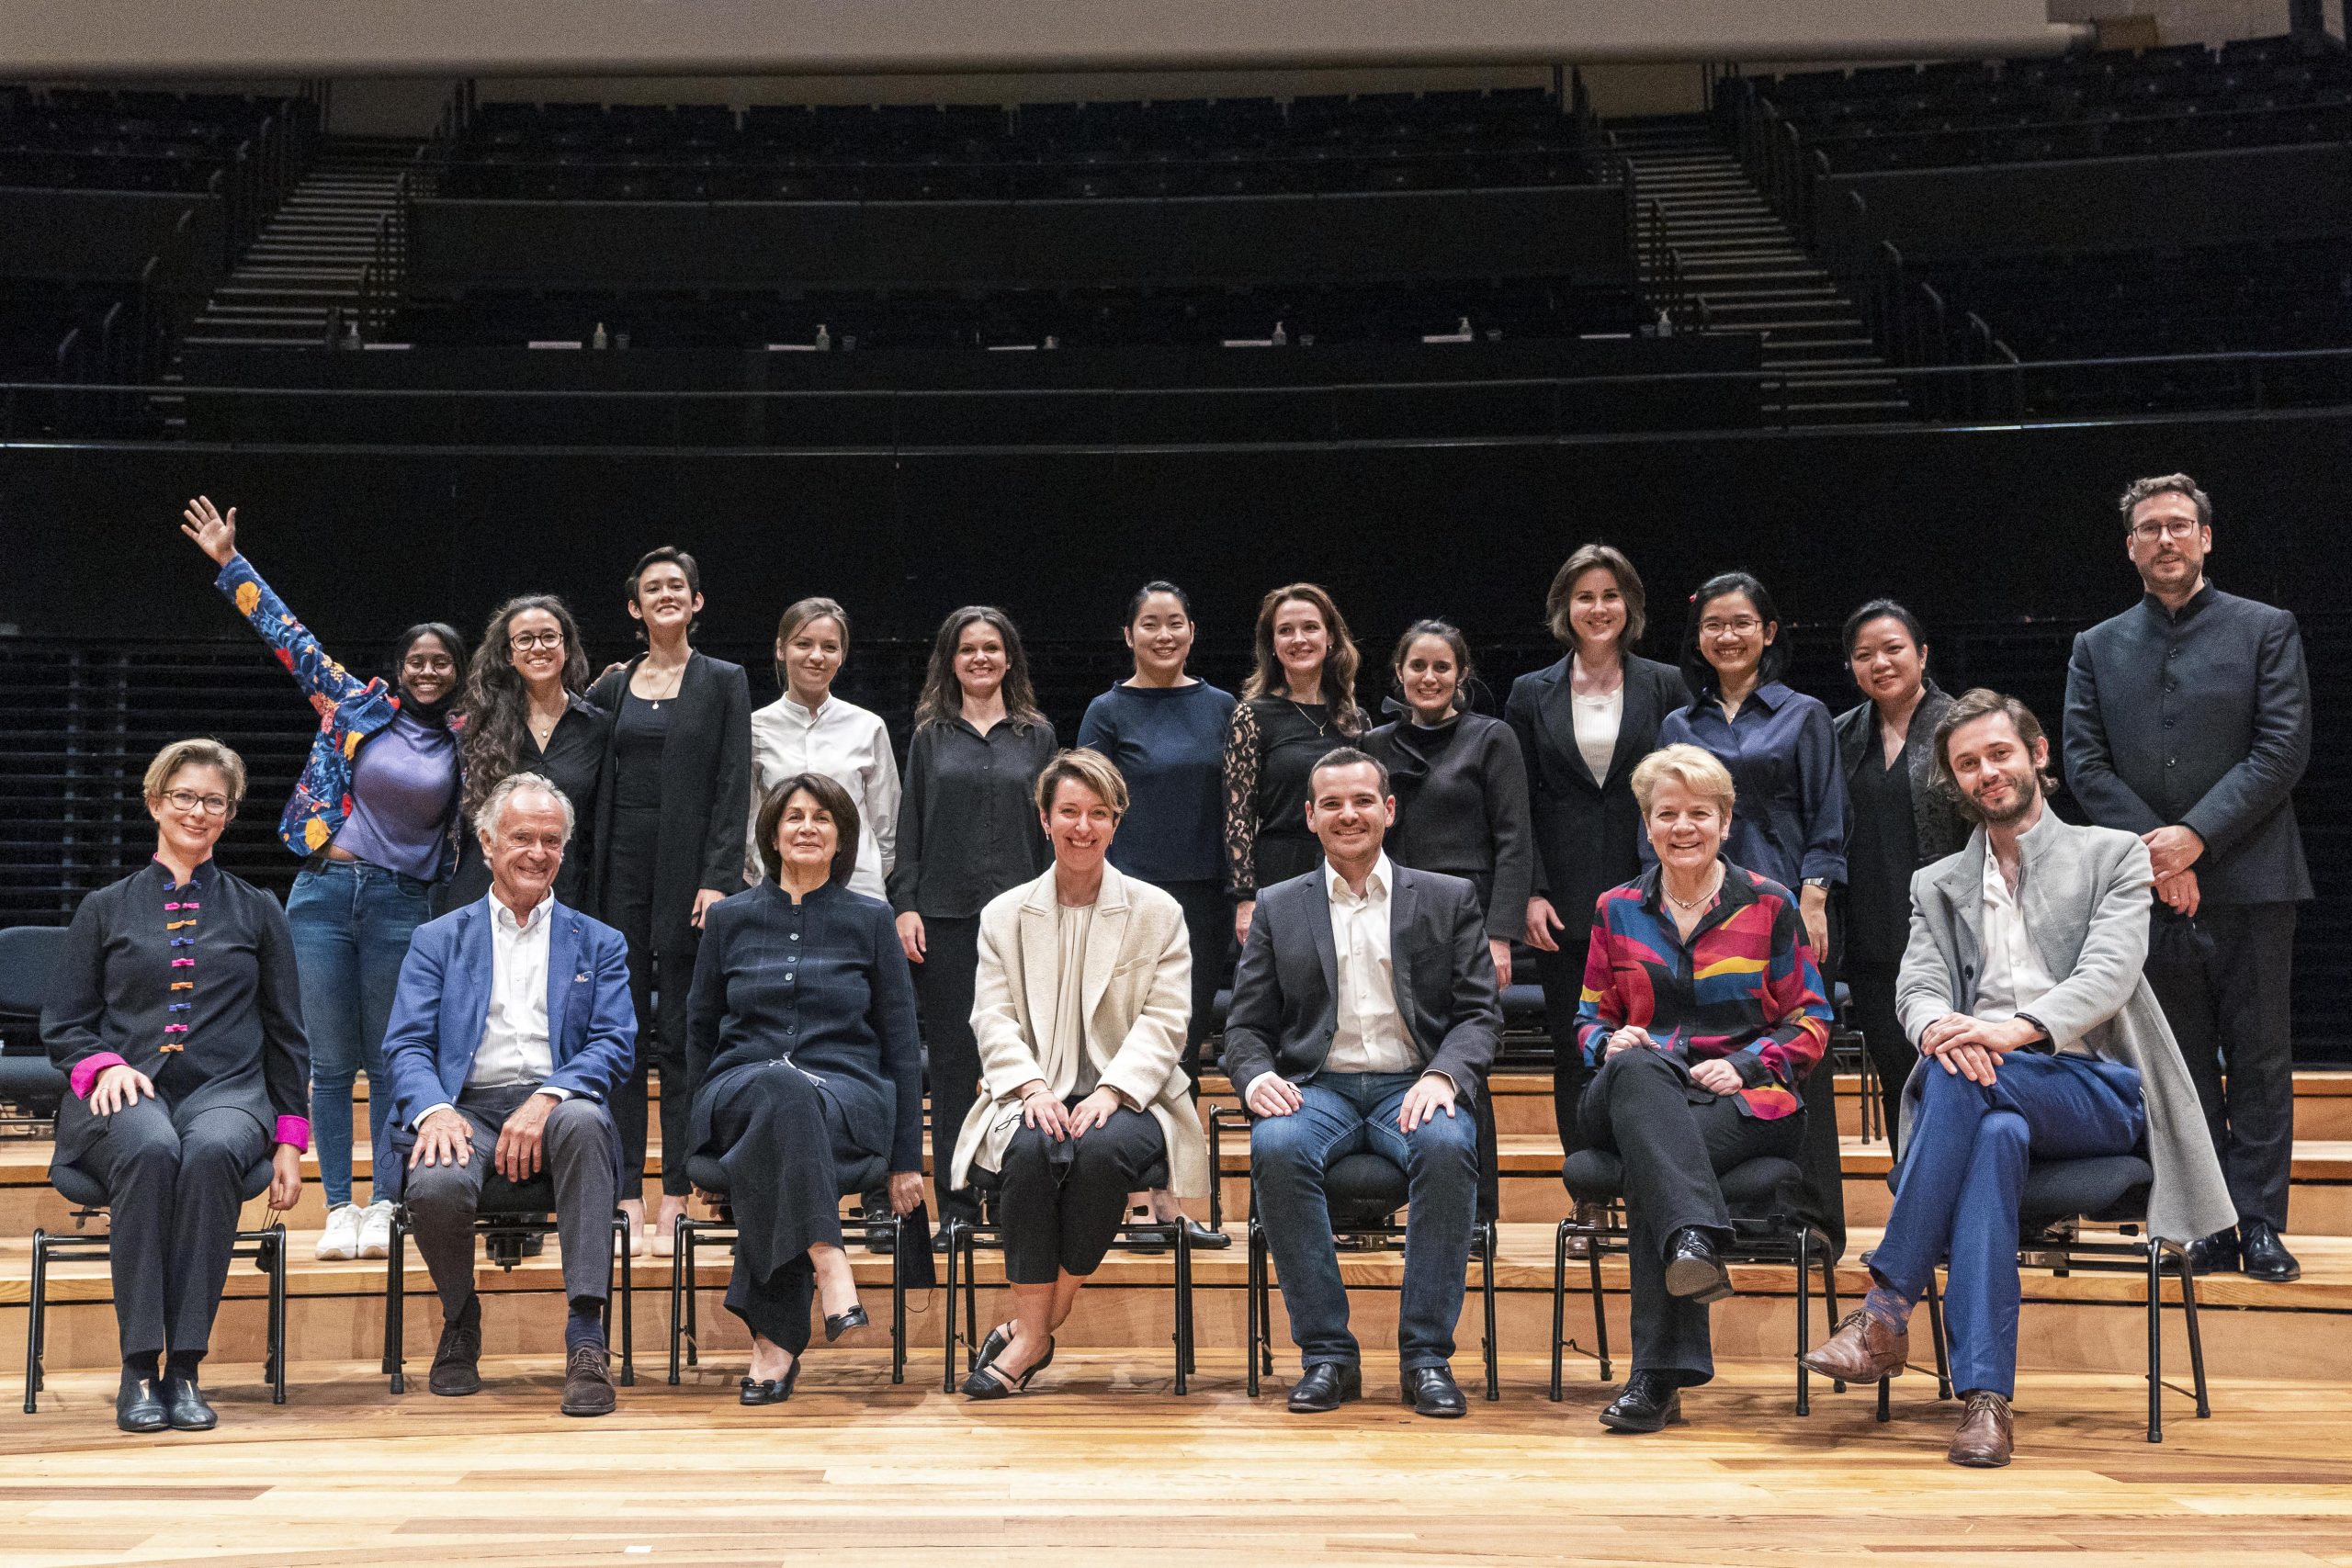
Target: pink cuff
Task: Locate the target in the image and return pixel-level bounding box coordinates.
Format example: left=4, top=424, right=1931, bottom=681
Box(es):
left=275, top=1116, right=311, bottom=1153
left=69, top=1052, right=129, bottom=1100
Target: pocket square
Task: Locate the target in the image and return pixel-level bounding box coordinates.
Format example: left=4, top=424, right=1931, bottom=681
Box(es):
left=575, top=973, right=591, bottom=983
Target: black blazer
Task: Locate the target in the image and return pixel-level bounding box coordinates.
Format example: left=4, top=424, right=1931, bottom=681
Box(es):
left=1504, top=654, right=1689, bottom=947
left=1832, top=680, right=1969, bottom=866
left=1364, top=710, right=1535, bottom=942
left=1219, top=863, right=1501, bottom=1106
left=590, top=651, right=753, bottom=953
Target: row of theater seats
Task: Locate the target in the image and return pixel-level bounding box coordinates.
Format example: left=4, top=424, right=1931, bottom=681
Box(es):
left=436, top=88, right=1600, bottom=200
left=0, top=281, right=147, bottom=381
left=0, top=85, right=310, bottom=192
left=1745, top=33, right=2352, bottom=172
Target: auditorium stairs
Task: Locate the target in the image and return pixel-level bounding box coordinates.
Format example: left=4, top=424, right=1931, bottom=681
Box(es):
left=6, top=1072, right=2349, bottom=1386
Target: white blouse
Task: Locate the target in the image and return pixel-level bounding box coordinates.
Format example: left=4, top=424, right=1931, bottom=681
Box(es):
left=746, top=694, right=901, bottom=899
left=1572, top=686, right=1623, bottom=785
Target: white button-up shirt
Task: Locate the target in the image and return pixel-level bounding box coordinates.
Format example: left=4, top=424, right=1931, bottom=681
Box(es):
left=747, top=694, right=900, bottom=899
left=1976, top=813, right=2064, bottom=1046
left=417, top=890, right=568, bottom=1127
left=1323, top=853, right=1418, bottom=1076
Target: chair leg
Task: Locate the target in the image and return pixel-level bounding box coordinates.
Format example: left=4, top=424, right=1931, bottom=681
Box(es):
left=1481, top=1219, right=1499, bottom=1403
left=2145, top=1238, right=2164, bottom=1444
left=890, top=1215, right=908, bottom=1387
left=941, top=1220, right=961, bottom=1395
left=617, top=1216, right=636, bottom=1387
left=668, top=1219, right=688, bottom=1386
left=2177, top=1247, right=2210, bottom=1418
left=1876, top=1372, right=1891, bottom=1423
left=269, top=1227, right=288, bottom=1404
left=1245, top=1221, right=1262, bottom=1398
left=1588, top=1235, right=1611, bottom=1384
left=1925, top=1276, right=1951, bottom=1402
left=1819, top=1242, right=1845, bottom=1393
left=684, top=1224, right=701, bottom=1366
left=23, top=1231, right=46, bottom=1414
left=1549, top=1220, right=1567, bottom=1403
left=387, top=1213, right=408, bottom=1394
left=1794, top=1229, right=1813, bottom=1416
left=1172, top=1216, right=1192, bottom=1396
left=961, top=1226, right=980, bottom=1371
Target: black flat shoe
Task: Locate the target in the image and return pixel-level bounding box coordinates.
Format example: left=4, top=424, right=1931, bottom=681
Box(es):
left=1663, top=1227, right=1735, bottom=1303
left=823, top=1303, right=870, bottom=1342
left=2186, top=1227, right=2239, bottom=1277
left=2240, top=1220, right=2301, bottom=1283
left=961, top=1337, right=1054, bottom=1399
left=1401, top=1365, right=1467, bottom=1418
left=1286, top=1362, right=1362, bottom=1414
left=1182, top=1217, right=1233, bottom=1251
left=116, top=1377, right=167, bottom=1435
left=1599, top=1371, right=1685, bottom=1434
left=739, top=1361, right=802, bottom=1405
left=160, top=1375, right=216, bottom=1432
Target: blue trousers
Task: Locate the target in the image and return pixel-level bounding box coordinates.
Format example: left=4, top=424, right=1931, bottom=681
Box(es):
left=1871, top=1050, right=2144, bottom=1398
left=1250, top=1071, right=1479, bottom=1372
left=286, top=859, right=434, bottom=1206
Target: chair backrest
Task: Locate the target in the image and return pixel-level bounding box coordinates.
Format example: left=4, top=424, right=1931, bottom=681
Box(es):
left=0, top=926, right=68, bottom=1022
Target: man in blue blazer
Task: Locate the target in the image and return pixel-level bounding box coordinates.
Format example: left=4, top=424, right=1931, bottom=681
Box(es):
left=1222, top=747, right=1502, bottom=1419
left=380, top=773, right=637, bottom=1416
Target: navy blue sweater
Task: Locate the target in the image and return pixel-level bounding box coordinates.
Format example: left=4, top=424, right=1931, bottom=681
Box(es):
left=1077, top=679, right=1238, bottom=885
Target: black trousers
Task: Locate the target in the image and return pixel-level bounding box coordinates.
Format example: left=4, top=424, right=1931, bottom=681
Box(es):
left=993, top=1098, right=1167, bottom=1284
left=1578, top=1049, right=1804, bottom=1383
left=1536, top=937, right=1594, bottom=1160
left=706, top=1064, right=875, bottom=1356
left=607, top=803, right=691, bottom=1199
left=1845, top=959, right=1917, bottom=1158
left=915, top=913, right=984, bottom=1224
left=2146, top=902, right=2298, bottom=1232
left=1161, top=878, right=1230, bottom=1091
left=80, top=1100, right=266, bottom=1363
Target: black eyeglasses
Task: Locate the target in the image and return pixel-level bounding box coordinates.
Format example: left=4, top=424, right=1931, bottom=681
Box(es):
left=161, top=789, right=233, bottom=816
left=509, top=630, right=566, bottom=652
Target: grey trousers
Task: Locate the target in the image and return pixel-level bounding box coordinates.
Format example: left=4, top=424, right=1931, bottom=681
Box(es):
left=403, top=1084, right=617, bottom=1315
left=81, top=1099, right=266, bottom=1361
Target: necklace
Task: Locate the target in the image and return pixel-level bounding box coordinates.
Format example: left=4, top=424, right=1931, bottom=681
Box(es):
left=1285, top=696, right=1329, bottom=737
left=1664, top=866, right=1724, bottom=912
left=637, top=659, right=687, bottom=708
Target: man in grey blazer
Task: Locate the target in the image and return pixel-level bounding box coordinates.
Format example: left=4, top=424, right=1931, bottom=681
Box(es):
left=1803, top=691, right=2232, bottom=1467
left=1222, top=747, right=1502, bottom=1418
left=2064, top=472, right=2311, bottom=1282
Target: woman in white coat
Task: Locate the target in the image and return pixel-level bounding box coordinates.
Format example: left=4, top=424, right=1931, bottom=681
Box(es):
left=951, top=748, right=1207, bottom=1397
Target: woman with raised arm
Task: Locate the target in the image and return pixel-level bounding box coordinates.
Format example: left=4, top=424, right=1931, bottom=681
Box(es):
left=587, top=545, right=753, bottom=1258
left=448, top=593, right=608, bottom=912
left=889, top=606, right=1057, bottom=1241
left=181, top=496, right=464, bottom=1266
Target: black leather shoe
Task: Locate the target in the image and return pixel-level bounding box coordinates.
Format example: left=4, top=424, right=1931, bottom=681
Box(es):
left=1286, top=1362, right=1362, bottom=1414
left=739, top=1361, right=801, bottom=1405
left=961, top=1337, right=1054, bottom=1399
left=1599, top=1370, right=1685, bottom=1434
left=160, top=1375, right=216, bottom=1432
left=2186, top=1227, right=2240, bottom=1277
left=823, top=1303, right=870, bottom=1342
left=2239, top=1220, right=2301, bottom=1283
left=116, top=1377, right=168, bottom=1434
left=429, top=1313, right=482, bottom=1396
left=1401, top=1365, right=1467, bottom=1418
left=973, top=1322, right=1015, bottom=1375
left=1182, top=1217, right=1233, bottom=1251
left=1663, top=1227, right=1734, bottom=1303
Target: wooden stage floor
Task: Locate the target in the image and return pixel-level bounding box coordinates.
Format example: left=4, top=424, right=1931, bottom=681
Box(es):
left=5, top=1354, right=2351, bottom=1566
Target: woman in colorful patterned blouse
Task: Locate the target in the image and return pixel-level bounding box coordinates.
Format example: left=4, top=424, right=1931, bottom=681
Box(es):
left=182, top=496, right=469, bottom=1264
left=43, top=739, right=309, bottom=1434
left=1572, top=743, right=1831, bottom=1435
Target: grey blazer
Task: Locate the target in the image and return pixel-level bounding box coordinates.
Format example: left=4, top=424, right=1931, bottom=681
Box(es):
left=1219, top=863, right=1501, bottom=1106
left=1894, top=813, right=2233, bottom=1244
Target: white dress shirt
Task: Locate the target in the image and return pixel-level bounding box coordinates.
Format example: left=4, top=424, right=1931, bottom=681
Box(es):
left=747, top=693, right=900, bottom=899
left=1323, top=853, right=1418, bottom=1075
left=417, top=890, right=568, bottom=1126
left=1975, top=813, right=2064, bottom=1047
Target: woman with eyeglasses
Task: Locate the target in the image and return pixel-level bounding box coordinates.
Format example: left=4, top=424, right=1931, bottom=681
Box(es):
left=447, top=594, right=609, bottom=913
left=181, top=496, right=468, bottom=1266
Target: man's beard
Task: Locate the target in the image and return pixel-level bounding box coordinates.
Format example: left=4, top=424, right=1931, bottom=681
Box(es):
left=1965, top=771, right=2039, bottom=827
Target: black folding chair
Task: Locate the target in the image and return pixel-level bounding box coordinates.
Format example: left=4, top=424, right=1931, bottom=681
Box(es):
left=1208, top=1104, right=1502, bottom=1403
left=0, top=927, right=71, bottom=1129
left=941, top=1153, right=1196, bottom=1393
left=1869, top=1151, right=2210, bottom=1443
left=28, top=1156, right=287, bottom=1411
left=668, top=1151, right=910, bottom=1386
left=380, top=1168, right=634, bottom=1393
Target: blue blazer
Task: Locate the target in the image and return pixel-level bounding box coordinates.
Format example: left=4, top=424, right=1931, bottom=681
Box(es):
left=380, top=895, right=638, bottom=1130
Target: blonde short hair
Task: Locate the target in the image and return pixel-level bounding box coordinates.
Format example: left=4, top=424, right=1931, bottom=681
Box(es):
left=1034, top=747, right=1129, bottom=818
left=1629, top=743, right=1736, bottom=818
left=142, top=739, right=247, bottom=807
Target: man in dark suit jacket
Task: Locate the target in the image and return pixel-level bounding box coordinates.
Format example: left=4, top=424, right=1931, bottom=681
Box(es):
left=2063, top=472, right=2312, bottom=1282
left=381, top=774, right=638, bottom=1415
left=1222, top=747, right=1502, bottom=1418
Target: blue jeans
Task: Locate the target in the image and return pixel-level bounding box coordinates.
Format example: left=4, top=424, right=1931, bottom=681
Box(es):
left=1871, top=1050, right=2145, bottom=1398
left=286, top=859, right=433, bottom=1207
left=1250, top=1070, right=1479, bottom=1372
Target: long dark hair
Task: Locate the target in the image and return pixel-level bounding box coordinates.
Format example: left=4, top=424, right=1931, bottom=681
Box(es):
left=913, top=605, right=1047, bottom=733
left=1241, top=582, right=1363, bottom=732
left=1679, top=570, right=1791, bottom=700
left=460, top=594, right=589, bottom=820
left=391, top=622, right=469, bottom=728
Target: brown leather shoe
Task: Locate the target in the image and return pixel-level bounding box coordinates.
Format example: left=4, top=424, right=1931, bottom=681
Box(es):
left=1563, top=1200, right=1609, bottom=1258
left=1948, top=1390, right=2013, bottom=1467
left=560, top=1344, right=616, bottom=1417
left=1799, top=1308, right=1908, bottom=1382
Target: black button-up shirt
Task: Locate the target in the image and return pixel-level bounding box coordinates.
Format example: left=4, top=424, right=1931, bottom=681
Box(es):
left=887, top=716, right=1057, bottom=919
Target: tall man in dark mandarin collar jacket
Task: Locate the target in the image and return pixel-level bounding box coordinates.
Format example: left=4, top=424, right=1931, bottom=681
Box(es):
left=2063, top=473, right=2312, bottom=1281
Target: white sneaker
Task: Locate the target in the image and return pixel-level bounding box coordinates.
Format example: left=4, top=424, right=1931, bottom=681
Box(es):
left=316, top=1202, right=365, bottom=1261
left=357, top=1200, right=396, bottom=1259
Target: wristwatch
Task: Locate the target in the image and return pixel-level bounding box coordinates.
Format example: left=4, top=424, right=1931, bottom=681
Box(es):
left=1801, top=876, right=1831, bottom=890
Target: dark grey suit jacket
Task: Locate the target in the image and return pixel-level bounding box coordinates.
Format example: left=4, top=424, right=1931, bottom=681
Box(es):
left=1219, top=861, right=1501, bottom=1105
left=2063, top=585, right=2311, bottom=906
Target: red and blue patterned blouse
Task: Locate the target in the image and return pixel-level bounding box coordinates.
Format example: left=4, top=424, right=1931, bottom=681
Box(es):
left=1575, top=862, right=1831, bottom=1121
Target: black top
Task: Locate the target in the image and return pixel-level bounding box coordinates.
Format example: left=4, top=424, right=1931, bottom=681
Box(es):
left=1365, top=710, right=1536, bottom=942
left=1844, top=744, right=1919, bottom=965
left=2064, top=582, right=2312, bottom=905
left=446, top=694, right=612, bottom=914
left=684, top=879, right=925, bottom=1173
left=611, top=692, right=670, bottom=809
left=888, top=716, right=1057, bottom=919
left=1222, top=694, right=1366, bottom=899
left=1074, top=679, right=1238, bottom=885
left=587, top=651, right=753, bottom=953
left=43, top=858, right=311, bottom=1170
